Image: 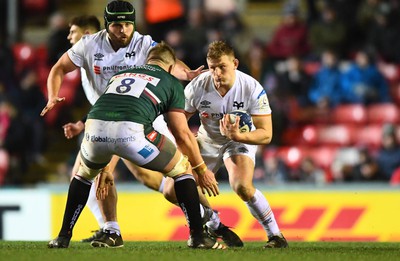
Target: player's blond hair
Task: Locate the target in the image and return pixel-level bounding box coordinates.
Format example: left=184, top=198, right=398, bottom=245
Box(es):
left=207, top=40, right=235, bottom=60
left=147, top=41, right=176, bottom=67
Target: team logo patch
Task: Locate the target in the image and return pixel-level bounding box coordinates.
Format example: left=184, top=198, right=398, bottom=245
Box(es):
left=146, top=131, right=158, bottom=142
left=125, top=51, right=135, bottom=58
left=233, top=101, right=244, bottom=110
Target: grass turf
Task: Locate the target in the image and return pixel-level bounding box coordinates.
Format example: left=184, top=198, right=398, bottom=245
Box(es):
left=0, top=241, right=398, bottom=261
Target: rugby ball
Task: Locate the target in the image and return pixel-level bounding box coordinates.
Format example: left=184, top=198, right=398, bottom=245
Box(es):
left=228, top=110, right=253, bottom=133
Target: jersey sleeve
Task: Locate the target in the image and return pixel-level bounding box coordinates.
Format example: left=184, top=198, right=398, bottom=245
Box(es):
left=184, top=81, right=197, bottom=113
left=136, top=32, right=158, bottom=60
left=249, top=82, right=272, bottom=115
left=67, top=37, right=86, bottom=67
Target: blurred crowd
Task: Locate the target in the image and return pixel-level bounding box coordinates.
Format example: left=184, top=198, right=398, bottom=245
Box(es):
left=1, top=0, right=400, bottom=186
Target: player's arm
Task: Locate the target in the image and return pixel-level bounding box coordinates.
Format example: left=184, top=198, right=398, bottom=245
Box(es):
left=40, top=53, right=78, bottom=116
left=184, top=110, right=196, bottom=121
left=167, top=110, right=219, bottom=196
left=172, top=59, right=205, bottom=81
left=221, top=114, right=273, bottom=145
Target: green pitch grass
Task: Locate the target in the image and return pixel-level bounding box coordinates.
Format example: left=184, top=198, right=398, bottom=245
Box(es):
left=0, top=241, right=398, bottom=261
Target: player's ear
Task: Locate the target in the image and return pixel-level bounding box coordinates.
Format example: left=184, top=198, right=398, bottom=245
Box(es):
left=233, top=58, right=239, bottom=69
left=168, top=64, right=174, bottom=74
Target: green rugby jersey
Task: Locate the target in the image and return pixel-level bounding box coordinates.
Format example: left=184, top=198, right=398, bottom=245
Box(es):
left=87, top=64, right=185, bottom=125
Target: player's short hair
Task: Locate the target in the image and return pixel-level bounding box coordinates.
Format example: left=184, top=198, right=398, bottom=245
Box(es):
left=104, top=0, right=135, bottom=30
left=147, top=41, right=176, bottom=66
left=207, top=41, right=236, bottom=60
left=69, top=15, right=101, bottom=32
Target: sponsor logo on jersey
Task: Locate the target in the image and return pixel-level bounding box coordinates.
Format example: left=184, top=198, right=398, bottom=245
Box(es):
left=200, top=100, right=211, bottom=108
left=125, top=51, right=136, bottom=58
left=146, top=131, right=158, bottom=142
left=103, top=65, right=134, bottom=73
left=94, top=53, right=104, bottom=61
left=200, top=111, right=209, bottom=118
left=233, top=101, right=244, bottom=110
left=138, top=145, right=154, bottom=159
left=94, top=65, right=101, bottom=75
left=211, top=113, right=224, bottom=120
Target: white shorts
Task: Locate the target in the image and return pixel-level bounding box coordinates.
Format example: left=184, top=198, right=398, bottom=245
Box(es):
left=81, top=119, right=166, bottom=168
left=196, top=133, right=257, bottom=173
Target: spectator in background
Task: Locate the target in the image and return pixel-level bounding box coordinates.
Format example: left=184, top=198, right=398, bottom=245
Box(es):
left=308, top=4, right=347, bottom=59
left=325, top=0, right=364, bottom=54
left=351, top=148, right=381, bottom=181
left=277, top=55, right=312, bottom=107
left=290, top=157, right=326, bottom=185
left=67, top=15, right=101, bottom=45
left=266, top=4, right=310, bottom=62
left=181, top=7, right=208, bottom=69
left=365, top=4, right=400, bottom=63
left=7, top=68, right=47, bottom=164
left=376, top=124, right=400, bottom=181
left=308, top=49, right=342, bottom=110
left=263, top=153, right=289, bottom=185
left=1, top=99, right=28, bottom=184
left=47, top=12, right=71, bottom=65
left=340, top=48, right=391, bottom=105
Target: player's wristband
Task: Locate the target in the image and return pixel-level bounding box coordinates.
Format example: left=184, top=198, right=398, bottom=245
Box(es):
left=192, top=161, right=207, bottom=175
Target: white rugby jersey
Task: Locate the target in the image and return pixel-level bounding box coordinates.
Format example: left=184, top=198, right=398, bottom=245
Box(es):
left=185, top=70, right=272, bottom=144
left=68, top=29, right=157, bottom=105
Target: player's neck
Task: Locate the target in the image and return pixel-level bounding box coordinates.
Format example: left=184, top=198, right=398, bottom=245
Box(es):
left=215, top=84, right=232, bottom=97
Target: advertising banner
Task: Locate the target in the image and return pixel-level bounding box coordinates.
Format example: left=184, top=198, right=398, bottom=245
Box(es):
left=51, top=190, right=400, bottom=242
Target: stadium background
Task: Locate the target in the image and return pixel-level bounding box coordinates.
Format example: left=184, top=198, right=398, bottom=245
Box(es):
left=0, top=0, right=400, bottom=242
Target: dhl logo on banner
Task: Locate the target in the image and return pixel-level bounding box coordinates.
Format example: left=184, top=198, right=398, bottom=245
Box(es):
left=51, top=191, right=400, bottom=242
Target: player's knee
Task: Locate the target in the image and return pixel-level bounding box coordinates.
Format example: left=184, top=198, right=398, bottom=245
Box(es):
left=164, top=154, right=189, bottom=178
left=78, top=156, right=107, bottom=181
left=162, top=178, right=178, bottom=204
left=233, top=184, right=254, bottom=201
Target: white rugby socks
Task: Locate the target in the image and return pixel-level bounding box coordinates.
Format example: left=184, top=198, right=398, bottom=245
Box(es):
left=245, top=189, right=280, bottom=238
left=86, top=183, right=105, bottom=228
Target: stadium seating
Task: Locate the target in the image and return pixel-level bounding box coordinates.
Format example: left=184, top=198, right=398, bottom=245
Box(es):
left=12, top=43, right=36, bottom=75
left=367, top=103, right=400, bottom=124
left=301, top=124, right=355, bottom=147
left=276, top=146, right=307, bottom=169
left=332, top=104, right=367, bottom=124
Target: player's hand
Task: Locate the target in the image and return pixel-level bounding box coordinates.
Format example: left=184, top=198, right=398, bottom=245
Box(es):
left=63, top=121, right=85, bottom=139
left=96, top=170, right=114, bottom=200
left=219, top=114, right=240, bottom=140
left=40, top=97, right=66, bottom=116
left=184, top=65, right=207, bottom=81
left=195, top=168, right=219, bottom=197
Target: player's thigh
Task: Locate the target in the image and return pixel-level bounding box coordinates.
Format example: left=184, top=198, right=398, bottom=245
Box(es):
left=224, top=154, right=255, bottom=186
left=122, top=159, right=164, bottom=191
left=82, top=120, right=114, bottom=165
left=197, top=136, right=224, bottom=173
left=223, top=143, right=257, bottom=192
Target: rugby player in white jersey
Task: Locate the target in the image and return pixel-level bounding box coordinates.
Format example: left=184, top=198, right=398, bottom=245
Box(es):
left=41, top=0, right=242, bottom=248
left=47, top=42, right=224, bottom=249
left=184, top=41, right=289, bottom=248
